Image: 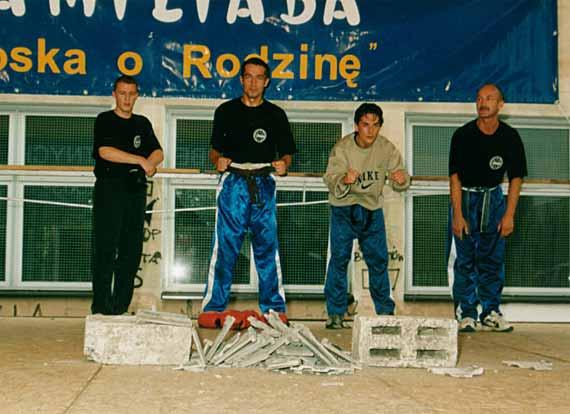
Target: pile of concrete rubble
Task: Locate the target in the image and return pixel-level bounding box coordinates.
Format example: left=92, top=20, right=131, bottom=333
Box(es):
left=176, top=310, right=359, bottom=375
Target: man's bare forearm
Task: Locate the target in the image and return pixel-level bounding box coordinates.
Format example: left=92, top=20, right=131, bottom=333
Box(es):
left=505, top=177, right=523, bottom=219
left=449, top=173, right=463, bottom=217
left=147, top=149, right=164, bottom=168
left=99, top=146, right=144, bottom=166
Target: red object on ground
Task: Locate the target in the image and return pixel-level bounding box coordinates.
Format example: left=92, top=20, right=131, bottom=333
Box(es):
left=197, top=309, right=270, bottom=330
left=197, top=311, right=223, bottom=329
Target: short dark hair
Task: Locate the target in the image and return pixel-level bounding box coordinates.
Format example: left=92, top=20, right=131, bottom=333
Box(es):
left=477, top=83, right=505, bottom=102
left=354, top=103, right=384, bottom=125
left=113, top=75, right=139, bottom=91
left=241, top=57, right=271, bottom=79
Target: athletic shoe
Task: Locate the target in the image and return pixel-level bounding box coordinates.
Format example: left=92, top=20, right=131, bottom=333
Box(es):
left=481, top=311, right=514, bottom=332
left=458, top=317, right=478, bottom=332
left=325, top=314, right=345, bottom=329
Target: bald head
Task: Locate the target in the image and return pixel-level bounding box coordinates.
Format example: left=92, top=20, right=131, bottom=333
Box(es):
left=477, top=84, right=504, bottom=102
left=476, top=84, right=504, bottom=120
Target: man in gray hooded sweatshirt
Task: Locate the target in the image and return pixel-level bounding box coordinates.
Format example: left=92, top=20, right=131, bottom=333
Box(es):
left=323, top=103, right=410, bottom=328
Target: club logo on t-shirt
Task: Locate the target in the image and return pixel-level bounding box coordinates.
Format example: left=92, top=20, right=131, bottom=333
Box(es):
left=489, top=156, right=503, bottom=170
left=253, top=128, right=267, bottom=143
left=133, top=135, right=142, bottom=149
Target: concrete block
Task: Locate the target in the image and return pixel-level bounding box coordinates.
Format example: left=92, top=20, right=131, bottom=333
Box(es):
left=352, top=316, right=457, bottom=368
left=84, top=315, right=192, bottom=365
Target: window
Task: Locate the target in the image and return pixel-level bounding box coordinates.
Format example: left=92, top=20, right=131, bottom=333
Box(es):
left=22, top=185, right=92, bottom=283
left=25, top=115, right=95, bottom=166
left=0, top=107, right=101, bottom=291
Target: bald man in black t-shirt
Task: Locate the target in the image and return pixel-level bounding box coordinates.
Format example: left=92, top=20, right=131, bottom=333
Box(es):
left=448, top=83, right=527, bottom=333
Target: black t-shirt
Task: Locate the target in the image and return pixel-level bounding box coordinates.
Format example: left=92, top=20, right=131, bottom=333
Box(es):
left=93, top=110, right=162, bottom=179
left=211, top=98, right=296, bottom=163
left=449, top=120, right=527, bottom=187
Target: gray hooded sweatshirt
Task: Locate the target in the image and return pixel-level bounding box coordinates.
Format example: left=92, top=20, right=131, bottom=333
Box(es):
left=323, top=132, right=411, bottom=210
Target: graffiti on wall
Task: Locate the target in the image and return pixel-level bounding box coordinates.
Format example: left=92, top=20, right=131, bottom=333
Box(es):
left=135, top=181, right=162, bottom=289
left=357, top=245, right=404, bottom=291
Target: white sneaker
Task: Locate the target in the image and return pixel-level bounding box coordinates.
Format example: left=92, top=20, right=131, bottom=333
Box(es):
left=459, top=317, right=477, bottom=332
left=482, top=311, right=514, bottom=332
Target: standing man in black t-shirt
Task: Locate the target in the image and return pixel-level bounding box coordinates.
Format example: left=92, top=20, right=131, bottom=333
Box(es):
left=448, top=83, right=527, bottom=332
left=201, top=57, right=296, bottom=319
left=91, top=75, right=164, bottom=315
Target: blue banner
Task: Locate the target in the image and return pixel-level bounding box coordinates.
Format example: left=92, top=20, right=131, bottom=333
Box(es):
left=0, top=0, right=558, bottom=102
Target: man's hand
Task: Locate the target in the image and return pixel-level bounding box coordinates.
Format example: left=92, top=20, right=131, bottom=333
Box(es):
left=390, top=169, right=407, bottom=185
left=140, top=158, right=157, bottom=177
left=498, top=214, right=515, bottom=237
left=216, top=156, right=232, bottom=173
left=452, top=214, right=469, bottom=240
left=272, top=160, right=287, bottom=176
left=343, top=168, right=360, bottom=185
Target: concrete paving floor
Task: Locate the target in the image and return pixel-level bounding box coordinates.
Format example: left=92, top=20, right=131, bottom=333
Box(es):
left=0, top=317, right=569, bottom=414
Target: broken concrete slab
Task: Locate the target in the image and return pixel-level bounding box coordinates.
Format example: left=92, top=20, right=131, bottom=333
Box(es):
left=352, top=316, right=458, bottom=368
left=502, top=360, right=553, bottom=371
left=296, top=327, right=338, bottom=366
left=84, top=315, right=192, bottom=365
left=226, top=335, right=271, bottom=366
left=202, top=339, right=213, bottom=357
left=174, top=363, right=206, bottom=373
left=211, top=329, right=257, bottom=366
left=266, top=310, right=290, bottom=334
left=191, top=328, right=207, bottom=367
left=428, top=366, right=484, bottom=378
left=246, top=316, right=280, bottom=336
left=206, top=315, right=236, bottom=362
left=218, top=332, right=241, bottom=358
left=182, top=318, right=355, bottom=375
left=266, top=357, right=303, bottom=371
left=135, top=310, right=192, bottom=327
left=275, top=343, right=314, bottom=358
left=238, top=336, right=289, bottom=368
left=321, top=338, right=353, bottom=363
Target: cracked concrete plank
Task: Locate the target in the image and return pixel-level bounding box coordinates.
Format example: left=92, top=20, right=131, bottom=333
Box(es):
left=428, top=366, right=484, bottom=378
left=502, top=360, right=553, bottom=371
left=206, top=315, right=236, bottom=362
left=191, top=328, right=207, bottom=367
left=247, top=316, right=282, bottom=337
left=135, top=310, right=192, bottom=327
left=321, top=338, right=352, bottom=363
left=211, top=329, right=257, bottom=366
left=299, top=327, right=339, bottom=366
